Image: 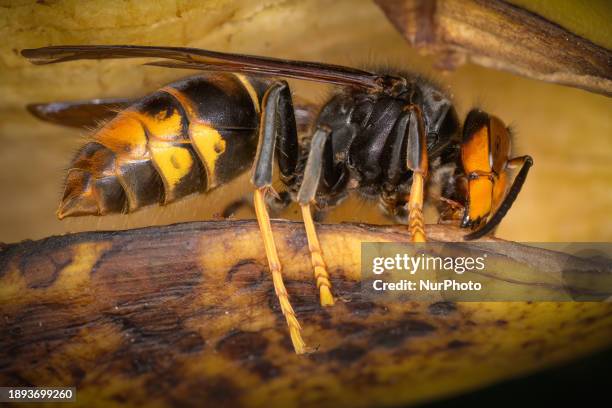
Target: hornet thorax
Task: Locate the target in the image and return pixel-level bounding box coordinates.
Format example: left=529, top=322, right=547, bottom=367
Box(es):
left=295, top=75, right=461, bottom=211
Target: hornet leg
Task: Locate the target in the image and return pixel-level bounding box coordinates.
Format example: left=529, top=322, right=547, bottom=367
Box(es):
left=251, top=81, right=306, bottom=354
left=405, top=105, right=429, bottom=243
left=297, top=126, right=335, bottom=307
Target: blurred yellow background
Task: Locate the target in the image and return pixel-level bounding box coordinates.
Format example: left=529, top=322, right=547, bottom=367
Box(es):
left=0, top=0, right=610, bottom=243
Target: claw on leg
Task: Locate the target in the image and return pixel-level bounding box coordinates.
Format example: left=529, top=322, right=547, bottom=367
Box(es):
left=408, top=172, right=426, bottom=243
left=254, top=187, right=306, bottom=354
left=300, top=203, right=334, bottom=306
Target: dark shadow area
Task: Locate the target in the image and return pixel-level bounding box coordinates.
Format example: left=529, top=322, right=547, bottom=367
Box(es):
left=422, top=345, right=612, bottom=407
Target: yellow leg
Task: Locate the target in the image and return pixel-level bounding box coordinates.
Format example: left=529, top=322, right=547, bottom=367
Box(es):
left=254, top=188, right=306, bottom=354
left=408, top=172, right=426, bottom=243
left=300, top=204, right=334, bottom=306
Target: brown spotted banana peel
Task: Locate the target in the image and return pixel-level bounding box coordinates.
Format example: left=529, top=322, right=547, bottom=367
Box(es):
left=1, top=220, right=611, bottom=408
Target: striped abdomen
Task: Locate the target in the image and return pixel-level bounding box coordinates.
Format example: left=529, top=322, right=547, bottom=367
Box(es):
left=58, top=73, right=269, bottom=219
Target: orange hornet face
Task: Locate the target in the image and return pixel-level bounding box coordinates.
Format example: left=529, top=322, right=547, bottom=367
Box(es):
left=460, top=110, right=512, bottom=230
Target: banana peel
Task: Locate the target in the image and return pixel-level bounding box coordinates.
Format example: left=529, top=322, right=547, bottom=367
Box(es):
left=1, top=220, right=611, bottom=407
left=374, top=0, right=612, bottom=96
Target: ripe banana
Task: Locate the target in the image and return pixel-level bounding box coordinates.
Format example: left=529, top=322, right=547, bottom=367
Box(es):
left=1, top=220, right=611, bottom=407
